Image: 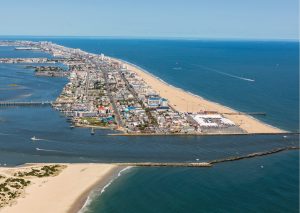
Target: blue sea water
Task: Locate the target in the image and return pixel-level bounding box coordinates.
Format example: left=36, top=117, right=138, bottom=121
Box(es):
left=86, top=150, right=299, bottom=213
left=0, top=37, right=298, bottom=212
left=15, top=37, right=299, bottom=131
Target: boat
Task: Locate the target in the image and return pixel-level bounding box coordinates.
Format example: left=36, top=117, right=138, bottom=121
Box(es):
left=70, top=125, right=75, bottom=129
left=31, top=136, right=39, bottom=141
left=91, top=128, right=95, bottom=135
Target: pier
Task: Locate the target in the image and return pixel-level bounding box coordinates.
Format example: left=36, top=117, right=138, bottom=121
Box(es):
left=0, top=101, right=53, bottom=107
left=222, top=112, right=266, bottom=116
left=0, top=101, right=73, bottom=107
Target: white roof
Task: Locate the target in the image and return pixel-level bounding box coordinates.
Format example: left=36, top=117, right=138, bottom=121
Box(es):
left=220, top=118, right=235, bottom=125
left=192, top=114, right=235, bottom=127
left=193, top=115, right=218, bottom=127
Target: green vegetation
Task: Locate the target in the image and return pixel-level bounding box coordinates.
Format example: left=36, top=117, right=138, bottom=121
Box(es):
left=80, top=117, right=112, bottom=127
left=0, top=176, right=31, bottom=208
left=137, top=124, right=149, bottom=131
left=94, top=81, right=105, bottom=89
left=1, top=164, right=66, bottom=208
left=118, top=100, right=129, bottom=105
left=14, top=165, right=64, bottom=178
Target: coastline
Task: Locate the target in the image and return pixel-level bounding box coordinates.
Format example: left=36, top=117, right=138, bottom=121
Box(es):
left=0, top=163, right=120, bottom=213
left=110, top=57, right=286, bottom=134
left=0, top=41, right=287, bottom=135
left=69, top=166, right=126, bottom=213
left=1, top=148, right=299, bottom=212
left=108, top=132, right=297, bottom=136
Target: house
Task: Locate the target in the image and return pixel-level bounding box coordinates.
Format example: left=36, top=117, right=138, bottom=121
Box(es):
left=160, top=98, right=168, bottom=107
left=147, top=96, right=168, bottom=108
left=147, top=96, right=161, bottom=108
left=76, top=111, right=97, bottom=117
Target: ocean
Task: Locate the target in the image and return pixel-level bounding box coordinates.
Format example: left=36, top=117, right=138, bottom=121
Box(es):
left=0, top=37, right=298, bottom=212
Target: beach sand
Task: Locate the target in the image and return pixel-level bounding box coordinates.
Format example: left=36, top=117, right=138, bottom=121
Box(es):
left=111, top=58, right=285, bottom=134
left=0, top=163, right=119, bottom=213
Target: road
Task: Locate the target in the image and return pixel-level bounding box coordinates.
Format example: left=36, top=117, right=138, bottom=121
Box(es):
left=92, top=59, right=123, bottom=127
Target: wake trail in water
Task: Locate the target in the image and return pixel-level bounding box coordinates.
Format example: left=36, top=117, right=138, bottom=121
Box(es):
left=194, top=64, right=255, bottom=82
left=31, top=136, right=54, bottom=142
left=35, top=148, right=65, bottom=153
left=0, top=132, right=11, bottom=135
left=35, top=147, right=77, bottom=155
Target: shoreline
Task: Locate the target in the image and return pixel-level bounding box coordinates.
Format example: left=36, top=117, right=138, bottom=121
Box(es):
left=0, top=41, right=288, bottom=135
left=69, top=166, right=126, bottom=213
left=0, top=163, right=120, bottom=213
left=110, top=57, right=286, bottom=134
left=108, top=132, right=298, bottom=136
left=1, top=146, right=299, bottom=212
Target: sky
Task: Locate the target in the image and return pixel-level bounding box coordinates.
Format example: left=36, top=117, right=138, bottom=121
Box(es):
left=0, top=0, right=298, bottom=40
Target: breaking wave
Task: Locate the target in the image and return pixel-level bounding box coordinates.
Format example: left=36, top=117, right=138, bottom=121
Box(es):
left=78, top=166, right=132, bottom=213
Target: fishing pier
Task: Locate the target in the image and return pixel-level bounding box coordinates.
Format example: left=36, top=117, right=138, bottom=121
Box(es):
left=0, top=101, right=53, bottom=107
left=0, top=101, right=71, bottom=107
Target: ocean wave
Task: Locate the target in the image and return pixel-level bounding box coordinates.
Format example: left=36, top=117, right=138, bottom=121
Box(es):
left=100, top=166, right=132, bottom=194
left=78, top=166, right=132, bottom=213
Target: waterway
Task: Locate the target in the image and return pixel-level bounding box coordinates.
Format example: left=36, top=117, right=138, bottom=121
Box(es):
left=0, top=37, right=298, bottom=212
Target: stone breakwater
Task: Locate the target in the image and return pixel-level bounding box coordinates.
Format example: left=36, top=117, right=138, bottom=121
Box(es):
left=117, top=146, right=299, bottom=168
left=209, top=146, right=299, bottom=164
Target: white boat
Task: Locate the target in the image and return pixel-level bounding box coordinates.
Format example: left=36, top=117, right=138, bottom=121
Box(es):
left=31, top=136, right=40, bottom=141
left=91, top=128, right=95, bottom=135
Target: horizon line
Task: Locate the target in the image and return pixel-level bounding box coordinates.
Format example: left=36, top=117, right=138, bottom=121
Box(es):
left=0, top=35, right=300, bottom=42
left=0, top=35, right=298, bottom=42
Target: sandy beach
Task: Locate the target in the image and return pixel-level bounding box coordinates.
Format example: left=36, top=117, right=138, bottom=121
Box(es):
left=0, top=163, right=120, bottom=213
left=110, top=58, right=285, bottom=134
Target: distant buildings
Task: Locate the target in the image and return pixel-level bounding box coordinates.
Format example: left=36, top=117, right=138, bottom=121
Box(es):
left=1, top=40, right=241, bottom=135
